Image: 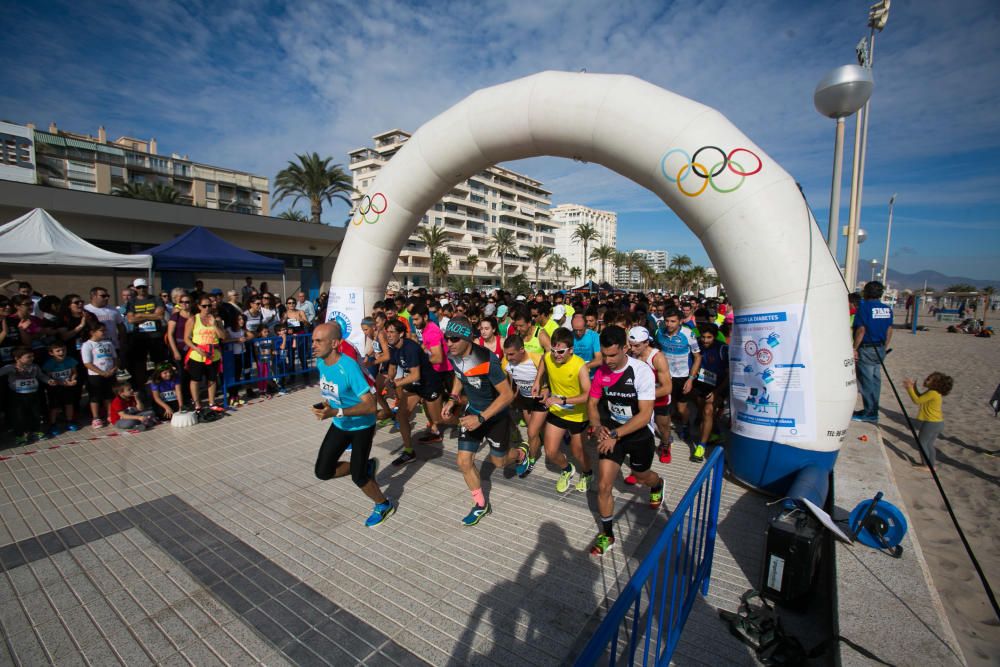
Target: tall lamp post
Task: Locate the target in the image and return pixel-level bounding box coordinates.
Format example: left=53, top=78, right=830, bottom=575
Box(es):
left=881, top=193, right=896, bottom=288
left=845, top=0, right=891, bottom=290
left=870, top=258, right=879, bottom=282
left=814, top=65, right=874, bottom=265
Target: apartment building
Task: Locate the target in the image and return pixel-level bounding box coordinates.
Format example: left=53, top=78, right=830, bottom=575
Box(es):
left=616, top=248, right=670, bottom=287
left=349, top=130, right=560, bottom=289
left=7, top=121, right=270, bottom=216
left=551, top=204, right=618, bottom=281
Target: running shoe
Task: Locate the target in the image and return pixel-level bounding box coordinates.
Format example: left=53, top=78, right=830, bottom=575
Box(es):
left=91, top=418, right=105, bottom=429
left=590, top=534, right=615, bottom=556
left=376, top=415, right=394, bottom=428
left=575, top=472, right=593, bottom=493
left=623, top=474, right=637, bottom=486
left=708, top=432, right=722, bottom=444
left=659, top=443, right=672, bottom=464
left=418, top=430, right=443, bottom=444
left=48, top=426, right=62, bottom=439
left=32, top=432, right=47, bottom=442
left=556, top=463, right=577, bottom=493
left=649, top=486, right=664, bottom=509
left=461, top=502, right=491, bottom=526
left=850, top=414, right=878, bottom=423
left=15, top=435, right=28, bottom=446
left=66, top=423, right=80, bottom=432
left=210, top=405, right=225, bottom=413
left=365, top=498, right=395, bottom=528
left=514, top=446, right=531, bottom=477
left=691, top=444, right=705, bottom=462
left=392, top=450, right=417, bottom=466
left=367, top=457, right=379, bottom=482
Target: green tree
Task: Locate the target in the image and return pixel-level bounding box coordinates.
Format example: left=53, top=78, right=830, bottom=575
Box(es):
left=546, top=253, right=569, bottom=288
left=571, top=222, right=601, bottom=280
left=487, top=228, right=517, bottom=288
left=432, top=252, right=451, bottom=288
left=591, top=244, right=616, bottom=284
left=467, top=253, right=480, bottom=288
left=418, top=226, right=449, bottom=287
left=273, top=152, right=353, bottom=224
left=625, top=252, right=642, bottom=289
left=688, top=265, right=707, bottom=293
left=945, top=284, right=977, bottom=293
left=508, top=272, right=531, bottom=296
left=569, top=266, right=582, bottom=284
left=613, top=251, right=629, bottom=287
left=526, top=245, right=551, bottom=289
left=277, top=210, right=308, bottom=221
left=669, top=253, right=692, bottom=272
left=587, top=267, right=597, bottom=281
left=112, top=182, right=180, bottom=203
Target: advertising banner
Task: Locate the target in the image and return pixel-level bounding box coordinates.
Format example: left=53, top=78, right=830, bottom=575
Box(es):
left=729, top=304, right=815, bottom=442
left=324, top=286, right=366, bottom=351
left=0, top=122, right=36, bottom=184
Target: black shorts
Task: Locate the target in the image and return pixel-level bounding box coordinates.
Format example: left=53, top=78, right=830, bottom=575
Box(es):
left=545, top=412, right=588, bottom=435
left=46, top=384, right=74, bottom=407
left=87, top=375, right=114, bottom=402
left=653, top=403, right=671, bottom=417
left=402, top=382, right=441, bottom=402
left=670, top=377, right=691, bottom=403
left=458, top=412, right=511, bottom=457
left=693, top=381, right=719, bottom=399
left=314, top=423, right=376, bottom=487
left=599, top=428, right=656, bottom=472
left=513, top=394, right=547, bottom=413
left=187, top=358, right=219, bottom=382
left=437, top=369, right=455, bottom=394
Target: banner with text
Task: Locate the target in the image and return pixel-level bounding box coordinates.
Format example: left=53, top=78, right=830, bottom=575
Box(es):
left=729, top=304, right=815, bottom=442
left=324, top=286, right=366, bottom=352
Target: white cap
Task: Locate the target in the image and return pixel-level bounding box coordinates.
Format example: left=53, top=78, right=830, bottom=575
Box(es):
left=132, top=278, right=148, bottom=287
left=515, top=295, right=526, bottom=301
left=628, top=326, right=650, bottom=343
left=553, top=305, right=566, bottom=320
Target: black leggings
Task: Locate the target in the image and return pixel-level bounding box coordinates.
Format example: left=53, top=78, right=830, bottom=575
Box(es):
left=314, top=423, right=376, bottom=487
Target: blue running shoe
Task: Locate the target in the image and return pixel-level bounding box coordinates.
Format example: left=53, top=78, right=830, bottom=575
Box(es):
left=365, top=498, right=395, bottom=528
left=514, top=445, right=531, bottom=477
left=461, top=502, right=491, bottom=526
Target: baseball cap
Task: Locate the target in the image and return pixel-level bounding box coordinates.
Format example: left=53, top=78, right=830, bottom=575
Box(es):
left=444, top=316, right=475, bottom=342
left=553, top=305, right=566, bottom=320
left=628, top=326, right=650, bottom=343
left=515, top=295, right=526, bottom=301
left=497, top=305, right=509, bottom=318
left=132, top=278, right=148, bottom=288
left=484, top=303, right=496, bottom=316
left=211, top=288, right=223, bottom=295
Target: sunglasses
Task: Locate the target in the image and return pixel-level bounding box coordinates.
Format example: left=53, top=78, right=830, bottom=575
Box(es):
left=445, top=336, right=463, bottom=343
left=180, top=300, right=192, bottom=304
left=551, top=348, right=572, bottom=355
left=71, top=300, right=84, bottom=305
left=286, top=301, right=295, bottom=305
left=199, top=304, right=211, bottom=309
left=96, top=293, right=109, bottom=298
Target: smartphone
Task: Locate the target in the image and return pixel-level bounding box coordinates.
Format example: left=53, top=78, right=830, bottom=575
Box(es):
left=313, top=402, right=326, bottom=410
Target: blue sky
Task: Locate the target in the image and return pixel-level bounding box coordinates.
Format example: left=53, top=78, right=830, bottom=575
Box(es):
left=3, top=0, right=999, bottom=279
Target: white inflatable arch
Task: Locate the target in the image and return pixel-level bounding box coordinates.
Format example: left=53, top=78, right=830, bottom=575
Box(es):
left=331, top=71, right=854, bottom=493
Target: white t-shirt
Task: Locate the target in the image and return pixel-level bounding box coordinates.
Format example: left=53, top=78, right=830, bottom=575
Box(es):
left=84, top=304, right=125, bottom=351
left=81, top=340, right=116, bottom=375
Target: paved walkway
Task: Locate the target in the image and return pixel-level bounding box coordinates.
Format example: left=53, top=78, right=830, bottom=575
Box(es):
left=0, top=387, right=765, bottom=666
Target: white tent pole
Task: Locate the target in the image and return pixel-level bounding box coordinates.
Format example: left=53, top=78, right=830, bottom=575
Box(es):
left=282, top=274, right=286, bottom=300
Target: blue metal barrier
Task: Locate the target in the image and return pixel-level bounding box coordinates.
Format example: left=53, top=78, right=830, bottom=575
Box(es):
left=575, top=446, right=725, bottom=666
left=220, top=332, right=316, bottom=407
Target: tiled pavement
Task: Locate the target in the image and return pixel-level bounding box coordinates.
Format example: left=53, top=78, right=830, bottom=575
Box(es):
left=0, top=388, right=764, bottom=665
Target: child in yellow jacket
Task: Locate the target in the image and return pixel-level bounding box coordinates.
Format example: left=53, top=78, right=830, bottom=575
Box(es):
left=903, top=372, right=953, bottom=470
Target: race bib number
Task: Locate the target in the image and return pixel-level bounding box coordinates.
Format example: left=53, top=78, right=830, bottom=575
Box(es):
left=51, top=368, right=74, bottom=382
left=697, top=368, right=718, bottom=386
left=138, top=320, right=158, bottom=333
left=161, top=389, right=177, bottom=403
left=319, top=378, right=340, bottom=405
left=514, top=379, right=534, bottom=397
left=15, top=377, right=38, bottom=394
left=609, top=402, right=632, bottom=424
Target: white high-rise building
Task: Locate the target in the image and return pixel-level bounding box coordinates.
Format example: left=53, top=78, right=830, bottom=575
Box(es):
left=551, top=204, right=618, bottom=283
left=616, top=248, right=670, bottom=287
left=349, top=130, right=559, bottom=289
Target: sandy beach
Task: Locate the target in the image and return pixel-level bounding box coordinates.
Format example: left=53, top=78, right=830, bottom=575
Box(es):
left=873, top=307, right=1000, bottom=665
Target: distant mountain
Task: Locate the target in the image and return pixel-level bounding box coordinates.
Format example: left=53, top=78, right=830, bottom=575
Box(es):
left=881, top=267, right=1000, bottom=291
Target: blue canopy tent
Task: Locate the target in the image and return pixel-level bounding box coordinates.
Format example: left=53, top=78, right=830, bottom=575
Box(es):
left=146, top=226, right=286, bottom=294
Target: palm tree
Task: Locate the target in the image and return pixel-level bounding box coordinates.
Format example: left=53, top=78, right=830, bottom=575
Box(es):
left=487, top=229, right=517, bottom=288
left=626, top=252, right=643, bottom=289
left=467, top=253, right=480, bottom=288
left=431, top=252, right=451, bottom=288
left=587, top=268, right=597, bottom=281
left=688, top=265, right=707, bottom=294
left=613, top=251, right=629, bottom=287
left=418, top=226, right=449, bottom=287
left=669, top=254, right=692, bottom=272
left=591, top=244, right=616, bottom=284
left=273, top=152, right=353, bottom=224
left=546, top=253, right=569, bottom=288
left=278, top=210, right=308, bottom=221
left=113, top=182, right=180, bottom=203
left=571, top=222, right=601, bottom=280
left=526, top=245, right=551, bottom=288
left=569, top=267, right=582, bottom=284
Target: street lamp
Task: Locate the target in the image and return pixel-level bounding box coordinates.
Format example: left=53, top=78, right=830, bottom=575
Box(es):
left=814, top=65, right=874, bottom=263
left=870, top=258, right=879, bottom=282
left=882, top=193, right=896, bottom=289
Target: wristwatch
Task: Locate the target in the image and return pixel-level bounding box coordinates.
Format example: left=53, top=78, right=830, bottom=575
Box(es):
left=477, top=413, right=485, bottom=424
left=336, top=408, right=344, bottom=418
left=609, top=429, right=619, bottom=439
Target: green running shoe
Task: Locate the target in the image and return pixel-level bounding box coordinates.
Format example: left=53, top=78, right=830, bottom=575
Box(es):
left=691, top=444, right=705, bottom=462
left=575, top=472, right=592, bottom=492
left=461, top=502, right=492, bottom=526
left=649, top=486, right=663, bottom=509
left=556, top=463, right=577, bottom=493
left=590, top=533, right=615, bottom=556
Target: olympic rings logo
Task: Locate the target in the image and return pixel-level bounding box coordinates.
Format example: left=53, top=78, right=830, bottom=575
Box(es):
left=351, top=192, right=388, bottom=225
left=660, top=146, right=763, bottom=197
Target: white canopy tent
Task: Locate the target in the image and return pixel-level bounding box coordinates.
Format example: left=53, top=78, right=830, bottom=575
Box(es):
left=0, top=208, right=152, bottom=280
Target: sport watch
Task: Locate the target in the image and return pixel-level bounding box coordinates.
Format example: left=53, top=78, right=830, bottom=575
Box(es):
left=609, top=429, right=619, bottom=439
left=336, top=408, right=344, bottom=418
